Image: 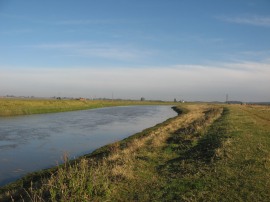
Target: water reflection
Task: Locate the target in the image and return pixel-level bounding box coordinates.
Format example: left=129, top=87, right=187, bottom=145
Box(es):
left=0, top=105, right=176, bottom=186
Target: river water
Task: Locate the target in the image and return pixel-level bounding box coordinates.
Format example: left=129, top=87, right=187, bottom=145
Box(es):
left=0, top=105, right=176, bottom=186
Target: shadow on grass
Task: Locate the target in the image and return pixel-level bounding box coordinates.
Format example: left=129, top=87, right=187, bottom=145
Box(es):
left=161, top=107, right=230, bottom=175
left=185, top=107, right=229, bottom=163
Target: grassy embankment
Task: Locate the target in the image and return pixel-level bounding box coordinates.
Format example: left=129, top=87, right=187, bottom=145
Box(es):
left=0, top=98, right=172, bottom=117
left=1, top=103, right=270, bottom=201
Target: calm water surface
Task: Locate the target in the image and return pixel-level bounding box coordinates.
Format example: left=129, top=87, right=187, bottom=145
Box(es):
left=0, top=105, right=176, bottom=186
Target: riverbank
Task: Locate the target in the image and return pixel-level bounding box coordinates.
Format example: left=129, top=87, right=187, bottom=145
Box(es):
left=0, top=105, right=176, bottom=187
left=1, top=103, right=270, bottom=201
left=0, top=98, right=173, bottom=117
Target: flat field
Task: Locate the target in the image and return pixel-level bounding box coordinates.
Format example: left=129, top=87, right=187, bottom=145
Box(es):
left=0, top=98, right=171, bottom=116
left=0, top=103, right=270, bottom=201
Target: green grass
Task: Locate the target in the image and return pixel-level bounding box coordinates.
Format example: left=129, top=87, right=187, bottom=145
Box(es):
left=207, top=105, right=270, bottom=201
left=159, top=104, right=270, bottom=201
left=1, top=104, right=270, bottom=201
left=0, top=98, right=173, bottom=116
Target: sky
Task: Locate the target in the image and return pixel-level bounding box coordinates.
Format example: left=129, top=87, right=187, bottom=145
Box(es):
left=0, top=0, right=270, bottom=102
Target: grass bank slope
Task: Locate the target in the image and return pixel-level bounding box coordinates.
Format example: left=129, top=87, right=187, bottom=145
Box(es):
left=1, top=104, right=270, bottom=201
left=0, top=98, right=172, bottom=117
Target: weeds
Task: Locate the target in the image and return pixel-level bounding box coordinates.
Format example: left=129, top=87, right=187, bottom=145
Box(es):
left=25, top=158, right=112, bottom=202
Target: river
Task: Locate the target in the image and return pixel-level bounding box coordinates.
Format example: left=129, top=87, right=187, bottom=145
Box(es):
left=0, top=105, right=176, bottom=186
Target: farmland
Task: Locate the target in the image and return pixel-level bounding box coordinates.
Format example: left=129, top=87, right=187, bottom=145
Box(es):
left=0, top=98, right=171, bottom=117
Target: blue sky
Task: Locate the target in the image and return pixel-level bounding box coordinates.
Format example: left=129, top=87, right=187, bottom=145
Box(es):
left=1, top=0, right=270, bottom=101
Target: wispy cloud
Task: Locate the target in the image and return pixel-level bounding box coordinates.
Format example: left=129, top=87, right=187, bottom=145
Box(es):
left=29, top=42, right=154, bottom=61
left=237, top=50, right=270, bottom=61
left=219, top=15, right=270, bottom=27
left=186, top=35, right=224, bottom=44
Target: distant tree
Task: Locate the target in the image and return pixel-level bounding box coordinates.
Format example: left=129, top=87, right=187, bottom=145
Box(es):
left=141, top=97, right=145, bottom=101
left=174, top=98, right=177, bottom=102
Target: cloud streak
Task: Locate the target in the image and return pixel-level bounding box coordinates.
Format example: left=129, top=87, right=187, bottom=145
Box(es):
left=29, top=42, right=154, bottom=61
left=220, top=15, right=270, bottom=27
